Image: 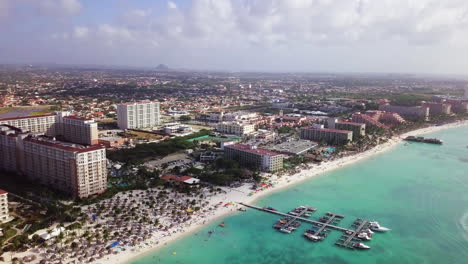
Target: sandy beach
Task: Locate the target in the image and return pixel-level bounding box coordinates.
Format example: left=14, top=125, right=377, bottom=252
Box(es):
left=6, top=120, right=467, bottom=264
left=96, top=120, right=467, bottom=264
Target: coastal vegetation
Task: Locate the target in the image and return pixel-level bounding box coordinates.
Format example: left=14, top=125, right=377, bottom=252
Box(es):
left=107, top=130, right=211, bottom=163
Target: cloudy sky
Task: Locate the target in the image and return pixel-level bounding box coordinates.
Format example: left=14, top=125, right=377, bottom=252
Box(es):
left=1, top=0, right=468, bottom=74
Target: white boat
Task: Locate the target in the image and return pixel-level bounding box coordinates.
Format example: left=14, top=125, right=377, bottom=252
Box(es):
left=279, top=228, right=291, bottom=234
left=304, top=233, right=322, bottom=241
left=354, top=242, right=371, bottom=249
left=369, top=221, right=391, bottom=232
left=357, top=232, right=372, bottom=240
left=364, top=228, right=374, bottom=234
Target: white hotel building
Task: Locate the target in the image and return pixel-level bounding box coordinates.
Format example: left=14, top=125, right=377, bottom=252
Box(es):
left=117, top=101, right=160, bottom=130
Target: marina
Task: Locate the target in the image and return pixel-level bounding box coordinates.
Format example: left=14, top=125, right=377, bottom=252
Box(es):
left=239, top=203, right=389, bottom=250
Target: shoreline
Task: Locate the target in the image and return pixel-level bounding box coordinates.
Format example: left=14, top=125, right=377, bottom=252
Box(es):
left=110, top=120, right=468, bottom=264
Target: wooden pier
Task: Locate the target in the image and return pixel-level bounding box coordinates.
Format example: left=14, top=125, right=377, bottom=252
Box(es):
left=239, top=203, right=353, bottom=232
left=239, top=203, right=383, bottom=250
left=335, top=220, right=369, bottom=249
left=312, top=212, right=344, bottom=236
left=282, top=207, right=315, bottom=228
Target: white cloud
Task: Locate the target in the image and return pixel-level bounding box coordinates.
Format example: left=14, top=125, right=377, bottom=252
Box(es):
left=73, top=26, right=88, bottom=39
left=37, top=0, right=82, bottom=16
left=168, top=1, right=177, bottom=9
left=0, top=0, right=9, bottom=19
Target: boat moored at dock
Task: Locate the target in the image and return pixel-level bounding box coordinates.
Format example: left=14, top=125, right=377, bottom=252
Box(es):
left=404, top=136, right=443, bottom=145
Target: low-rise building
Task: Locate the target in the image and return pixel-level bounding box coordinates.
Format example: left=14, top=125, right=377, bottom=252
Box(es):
left=300, top=127, right=353, bottom=145
left=328, top=118, right=365, bottom=139
left=269, top=140, right=317, bottom=156
left=98, top=136, right=126, bottom=148
left=352, top=113, right=390, bottom=130
left=224, top=144, right=283, bottom=172
left=379, top=105, right=429, bottom=121
left=216, top=122, right=255, bottom=136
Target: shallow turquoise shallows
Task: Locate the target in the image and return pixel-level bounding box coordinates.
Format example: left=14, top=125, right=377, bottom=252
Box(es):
left=130, top=125, right=468, bottom=264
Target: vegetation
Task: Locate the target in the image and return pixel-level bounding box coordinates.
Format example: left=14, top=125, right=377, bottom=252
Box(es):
left=187, top=158, right=262, bottom=186
left=108, top=130, right=211, bottom=163
left=179, top=115, right=192, bottom=121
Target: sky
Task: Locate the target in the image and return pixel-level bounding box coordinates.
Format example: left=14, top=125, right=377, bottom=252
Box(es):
left=1, top=0, right=468, bottom=74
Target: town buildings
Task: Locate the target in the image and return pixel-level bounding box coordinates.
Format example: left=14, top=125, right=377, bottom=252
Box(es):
left=0, top=190, right=10, bottom=223
left=216, top=122, right=255, bottom=136
left=224, top=144, right=283, bottom=172
left=379, top=105, right=429, bottom=121
left=117, top=101, right=160, bottom=130
left=300, top=126, right=353, bottom=145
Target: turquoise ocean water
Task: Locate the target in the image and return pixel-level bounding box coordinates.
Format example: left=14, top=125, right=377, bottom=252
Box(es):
left=130, top=125, right=468, bottom=264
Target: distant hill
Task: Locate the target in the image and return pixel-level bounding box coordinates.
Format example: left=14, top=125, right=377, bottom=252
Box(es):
left=155, top=64, right=171, bottom=71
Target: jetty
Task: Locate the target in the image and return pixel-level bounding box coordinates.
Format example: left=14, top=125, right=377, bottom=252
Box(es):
left=335, top=219, right=369, bottom=249
left=239, top=203, right=388, bottom=250
left=239, top=203, right=351, bottom=232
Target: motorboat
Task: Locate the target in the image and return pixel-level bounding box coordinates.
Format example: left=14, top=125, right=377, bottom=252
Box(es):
left=304, top=232, right=323, bottom=241
left=354, top=242, right=370, bottom=249
left=357, top=232, right=372, bottom=240
left=279, top=226, right=295, bottom=234
left=369, top=221, right=391, bottom=232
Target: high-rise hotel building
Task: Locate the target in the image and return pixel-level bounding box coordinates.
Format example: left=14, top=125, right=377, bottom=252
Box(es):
left=0, top=189, right=10, bottom=223
left=117, top=101, right=160, bottom=130
left=22, top=137, right=107, bottom=198
left=0, top=114, right=56, bottom=136
left=0, top=120, right=107, bottom=198
left=60, top=116, right=99, bottom=145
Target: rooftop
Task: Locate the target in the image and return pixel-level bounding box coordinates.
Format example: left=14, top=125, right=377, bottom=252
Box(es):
left=0, top=114, right=55, bottom=122
left=23, top=136, right=105, bottom=153
left=225, top=144, right=282, bottom=156
left=302, top=127, right=352, bottom=134
left=0, top=189, right=7, bottom=195
left=336, top=121, right=365, bottom=126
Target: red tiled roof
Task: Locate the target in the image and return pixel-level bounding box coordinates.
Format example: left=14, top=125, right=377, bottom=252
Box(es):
left=225, top=144, right=282, bottom=156
left=336, top=121, right=365, bottom=126
left=0, top=114, right=55, bottom=121
left=161, top=175, right=193, bottom=182
left=302, top=127, right=352, bottom=134
left=0, top=189, right=8, bottom=195
left=23, top=137, right=105, bottom=153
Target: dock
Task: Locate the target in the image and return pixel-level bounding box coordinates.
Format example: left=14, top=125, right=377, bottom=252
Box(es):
left=335, top=219, right=369, bottom=249
left=239, top=203, right=352, bottom=232
left=239, top=203, right=385, bottom=250
left=312, top=212, right=344, bottom=236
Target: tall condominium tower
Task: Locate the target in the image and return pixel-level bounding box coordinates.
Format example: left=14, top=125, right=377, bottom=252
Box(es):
left=117, top=101, right=160, bottom=130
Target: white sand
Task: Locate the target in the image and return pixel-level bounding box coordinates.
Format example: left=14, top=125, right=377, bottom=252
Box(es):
left=6, top=120, right=467, bottom=264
